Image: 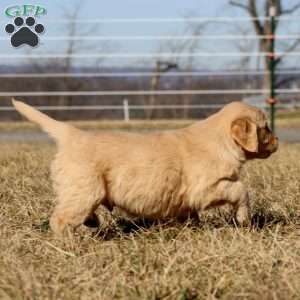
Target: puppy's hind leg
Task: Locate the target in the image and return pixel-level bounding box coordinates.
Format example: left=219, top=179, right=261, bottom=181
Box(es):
left=50, top=171, right=106, bottom=237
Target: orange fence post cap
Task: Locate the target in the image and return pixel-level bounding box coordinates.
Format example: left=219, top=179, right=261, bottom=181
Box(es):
left=266, top=98, right=277, bottom=104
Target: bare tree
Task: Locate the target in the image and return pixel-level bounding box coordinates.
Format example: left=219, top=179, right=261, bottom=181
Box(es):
left=231, top=27, right=256, bottom=70
left=154, top=19, right=207, bottom=118
left=28, top=1, right=112, bottom=109
left=229, top=0, right=300, bottom=91
left=229, top=25, right=262, bottom=89
left=146, top=60, right=178, bottom=119
left=57, top=1, right=111, bottom=107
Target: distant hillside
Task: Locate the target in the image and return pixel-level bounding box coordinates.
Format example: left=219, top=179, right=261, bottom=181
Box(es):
left=1, top=64, right=300, bottom=120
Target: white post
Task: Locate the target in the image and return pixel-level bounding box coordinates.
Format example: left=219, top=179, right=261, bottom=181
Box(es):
left=123, top=98, right=130, bottom=122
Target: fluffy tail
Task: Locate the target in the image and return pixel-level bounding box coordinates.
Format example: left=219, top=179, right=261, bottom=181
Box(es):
left=12, top=98, right=72, bottom=142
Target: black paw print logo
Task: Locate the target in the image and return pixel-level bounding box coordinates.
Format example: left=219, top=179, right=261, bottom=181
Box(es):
left=5, top=17, right=44, bottom=47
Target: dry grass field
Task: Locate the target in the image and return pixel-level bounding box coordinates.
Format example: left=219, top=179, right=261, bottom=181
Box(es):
left=0, top=141, right=300, bottom=300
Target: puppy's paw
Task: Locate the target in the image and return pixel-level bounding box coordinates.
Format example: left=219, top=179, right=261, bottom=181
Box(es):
left=235, top=211, right=251, bottom=227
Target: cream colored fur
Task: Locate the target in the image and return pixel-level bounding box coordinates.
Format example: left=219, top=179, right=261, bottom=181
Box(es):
left=12, top=99, right=278, bottom=236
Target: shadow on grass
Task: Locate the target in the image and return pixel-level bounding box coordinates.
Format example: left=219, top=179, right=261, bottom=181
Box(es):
left=250, top=209, right=288, bottom=229
left=91, top=210, right=290, bottom=240
left=33, top=208, right=291, bottom=240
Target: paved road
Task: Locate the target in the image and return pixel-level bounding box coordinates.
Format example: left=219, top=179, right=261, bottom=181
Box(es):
left=277, top=128, right=300, bottom=143
left=0, top=128, right=299, bottom=143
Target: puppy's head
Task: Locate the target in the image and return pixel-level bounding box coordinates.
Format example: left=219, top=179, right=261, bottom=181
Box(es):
left=229, top=104, right=278, bottom=159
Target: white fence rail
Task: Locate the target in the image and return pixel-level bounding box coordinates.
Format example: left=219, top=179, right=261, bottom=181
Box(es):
left=1, top=103, right=299, bottom=111
left=2, top=102, right=299, bottom=122
left=14, top=16, right=300, bottom=23
left=1, top=70, right=300, bottom=78
left=3, top=35, right=300, bottom=41
left=1, top=89, right=300, bottom=97
left=2, top=52, right=300, bottom=59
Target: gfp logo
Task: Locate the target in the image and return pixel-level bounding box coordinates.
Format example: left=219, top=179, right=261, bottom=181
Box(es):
left=4, top=5, right=46, bottom=48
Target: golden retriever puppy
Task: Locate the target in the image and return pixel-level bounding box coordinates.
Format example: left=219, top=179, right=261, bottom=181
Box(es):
left=12, top=99, right=278, bottom=236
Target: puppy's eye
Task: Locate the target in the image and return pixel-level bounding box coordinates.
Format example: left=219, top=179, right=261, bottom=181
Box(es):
left=266, top=125, right=272, bottom=133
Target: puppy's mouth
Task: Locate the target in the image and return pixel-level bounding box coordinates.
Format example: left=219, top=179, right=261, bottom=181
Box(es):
left=246, top=135, right=278, bottom=159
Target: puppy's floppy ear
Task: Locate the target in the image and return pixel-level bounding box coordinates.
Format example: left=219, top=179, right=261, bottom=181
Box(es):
left=231, top=118, right=258, bottom=152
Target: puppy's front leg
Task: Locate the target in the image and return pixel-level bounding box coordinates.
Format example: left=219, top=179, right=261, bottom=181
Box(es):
left=209, top=181, right=251, bottom=226
left=234, top=190, right=250, bottom=226
left=227, top=181, right=251, bottom=226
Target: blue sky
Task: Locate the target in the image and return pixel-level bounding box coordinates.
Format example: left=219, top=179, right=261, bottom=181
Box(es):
left=0, top=0, right=300, bottom=69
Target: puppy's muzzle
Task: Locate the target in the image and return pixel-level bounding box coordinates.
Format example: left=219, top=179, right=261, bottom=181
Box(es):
left=257, top=134, right=278, bottom=158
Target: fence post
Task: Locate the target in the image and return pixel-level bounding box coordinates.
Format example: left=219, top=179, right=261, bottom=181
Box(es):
left=268, top=5, right=276, bottom=132
left=123, top=98, right=130, bottom=122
